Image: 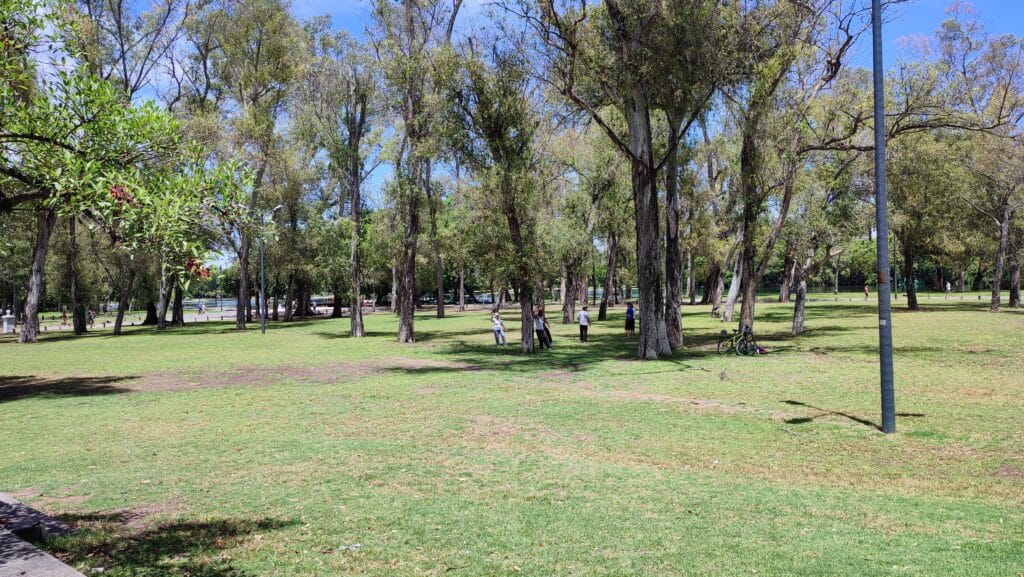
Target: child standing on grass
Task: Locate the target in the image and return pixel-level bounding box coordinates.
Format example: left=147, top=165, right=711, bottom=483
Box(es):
left=625, top=302, right=636, bottom=336
left=577, top=305, right=590, bottom=342
left=491, top=311, right=507, bottom=346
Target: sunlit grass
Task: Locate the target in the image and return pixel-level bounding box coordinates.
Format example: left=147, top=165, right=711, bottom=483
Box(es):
left=1, top=295, right=1022, bottom=576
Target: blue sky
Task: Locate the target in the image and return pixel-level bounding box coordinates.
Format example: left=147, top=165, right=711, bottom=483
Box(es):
left=285, top=0, right=1024, bottom=201
left=294, top=0, right=1024, bottom=64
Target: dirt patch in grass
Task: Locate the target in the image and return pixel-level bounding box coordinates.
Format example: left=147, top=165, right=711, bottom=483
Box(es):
left=993, top=464, right=1024, bottom=480
left=117, top=501, right=186, bottom=530
left=536, top=369, right=576, bottom=381
left=8, top=487, right=40, bottom=500
left=122, top=357, right=483, bottom=392
left=64, top=500, right=188, bottom=531
left=36, top=494, right=90, bottom=510
left=469, top=415, right=524, bottom=442
left=600, top=389, right=794, bottom=421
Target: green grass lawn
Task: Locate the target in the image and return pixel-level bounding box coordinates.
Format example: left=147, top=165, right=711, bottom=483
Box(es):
left=1, top=296, right=1022, bottom=576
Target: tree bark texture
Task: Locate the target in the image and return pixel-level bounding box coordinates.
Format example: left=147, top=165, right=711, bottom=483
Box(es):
left=599, top=232, right=618, bottom=321
left=19, top=209, right=57, bottom=343
left=68, top=216, right=87, bottom=335
left=663, top=111, right=684, bottom=349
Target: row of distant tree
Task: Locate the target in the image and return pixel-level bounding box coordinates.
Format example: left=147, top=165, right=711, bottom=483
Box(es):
left=1, top=0, right=1021, bottom=355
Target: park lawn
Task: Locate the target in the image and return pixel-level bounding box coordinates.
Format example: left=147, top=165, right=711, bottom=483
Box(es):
left=1, top=296, right=1022, bottom=576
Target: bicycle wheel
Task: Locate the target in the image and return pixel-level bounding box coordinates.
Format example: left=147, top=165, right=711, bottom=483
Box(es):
left=716, top=330, right=730, bottom=354
left=736, top=338, right=758, bottom=356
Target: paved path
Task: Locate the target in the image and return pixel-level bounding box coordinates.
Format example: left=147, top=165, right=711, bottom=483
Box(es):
left=0, top=494, right=83, bottom=577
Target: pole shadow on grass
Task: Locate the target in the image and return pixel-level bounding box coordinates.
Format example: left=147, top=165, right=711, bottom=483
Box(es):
left=0, top=375, right=136, bottom=403
left=781, top=399, right=926, bottom=430
left=44, top=514, right=295, bottom=577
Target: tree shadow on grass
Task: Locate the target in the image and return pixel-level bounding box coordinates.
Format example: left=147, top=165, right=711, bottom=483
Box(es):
left=0, top=375, right=136, bottom=404
left=781, top=399, right=926, bottom=431
left=44, top=514, right=295, bottom=577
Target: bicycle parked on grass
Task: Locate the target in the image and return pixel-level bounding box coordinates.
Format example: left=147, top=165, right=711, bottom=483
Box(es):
left=717, top=324, right=759, bottom=356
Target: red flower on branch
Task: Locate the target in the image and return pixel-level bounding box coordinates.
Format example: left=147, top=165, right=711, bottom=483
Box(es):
left=109, top=184, right=134, bottom=206
left=186, top=257, right=211, bottom=279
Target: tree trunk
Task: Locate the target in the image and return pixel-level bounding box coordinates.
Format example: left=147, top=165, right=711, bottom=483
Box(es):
left=599, top=232, right=618, bottom=321
left=625, top=94, right=670, bottom=356
left=497, top=285, right=508, bottom=311
left=142, top=301, right=158, bottom=325
left=156, top=262, right=170, bottom=330
left=833, top=256, right=840, bottom=294
left=350, top=241, right=366, bottom=332
left=559, top=265, right=566, bottom=303
left=723, top=255, right=742, bottom=323
left=19, top=209, right=57, bottom=343
left=955, top=264, right=966, bottom=292
left=284, top=274, right=295, bottom=321
left=577, top=272, right=589, bottom=315
left=709, top=268, right=725, bottom=318
left=332, top=284, right=344, bottom=319
left=663, top=111, right=684, bottom=349
left=272, top=274, right=280, bottom=321
left=971, top=260, right=986, bottom=291
left=458, top=263, right=465, bottom=312
left=68, top=216, right=87, bottom=335
left=390, top=266, right=397, bottom=313
left=791, top=249, right=814, bottom=335
left=236, top=242, right=249, bottom=330
left=297, top=280, right=308, bottom=319
left=397, top=160, right=422, bottom=342
left=113, top=265, right=136, bottom=335
left=1009, top=247, right=1021, bottom=308
left=246, top=260, right=254, bottom=322
left=686, top=250, right=696, bottom=305
left=990, top=207, right=1011, bottom=313
left=778, top=241, right=796, bottom=303
left=701, top=262, right=719, bottom=305
left=172, top=280, right=184, bottom=327
left=904, top=249, right=919, bottom=311
left=561, top=262, right=577, bottom=324
left=518, top=282, right=535, bottom=353
left=427, top=164, right=445, bottom=319
left=348, top=104, right=367, bottom=336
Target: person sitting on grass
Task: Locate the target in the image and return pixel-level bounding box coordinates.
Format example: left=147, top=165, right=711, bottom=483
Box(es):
left=491, top=311, right=507, bottom=346
left=577, top=305, right=590, bottom=342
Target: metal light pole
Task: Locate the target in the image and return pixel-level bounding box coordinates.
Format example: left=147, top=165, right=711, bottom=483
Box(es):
left=872, top=0, right=896, bottom=433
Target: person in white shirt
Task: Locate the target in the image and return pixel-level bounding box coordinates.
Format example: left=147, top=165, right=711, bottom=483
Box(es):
left=491, top=312, right=507, bottom=346
left=534, top=310, right=550, bottom=350
left=577, top=305, right=590, bottom=342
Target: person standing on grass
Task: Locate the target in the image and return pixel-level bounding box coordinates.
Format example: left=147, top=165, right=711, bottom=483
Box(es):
left=491, top=311, right=507, bottom=346
left=577, top=305, right=590, bottom=342
left=534, top=310, right=550, bottom=350
left=625, top=302, right=636, bottom=336
left=864, top=284, right=870, bottom=300
left=542, top=310, right=554, bottom=347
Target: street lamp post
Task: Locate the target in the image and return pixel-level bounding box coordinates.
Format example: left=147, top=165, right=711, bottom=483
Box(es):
left=872, top=0, right=896, bottom=433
